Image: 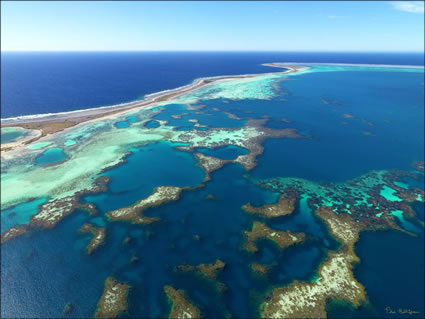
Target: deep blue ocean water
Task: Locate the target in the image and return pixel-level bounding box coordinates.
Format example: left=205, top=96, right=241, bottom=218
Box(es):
left=1, top=53, right=424, bottom=318
left=1, top=52, right=424, bottom=118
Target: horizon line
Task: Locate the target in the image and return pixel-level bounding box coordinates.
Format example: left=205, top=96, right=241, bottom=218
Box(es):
left=0, top=49, right=425, bottom=53
left=1, top=50, right=425, bottom=54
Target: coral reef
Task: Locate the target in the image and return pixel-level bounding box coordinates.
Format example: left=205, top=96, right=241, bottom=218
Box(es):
left=243, top=221, right=305, bottom=253
left=176, top=259, right=226, bottom=280
left=95, top=277, right=130, bottom=318
left=106, top=186, right=184, bottom=224
left=242, top=194, right=296, bottom=218
left=80, top=223, right=106, bottom=255
left=261, top=252, right=365, bottom=318
left=164, top=285, right=201, bottom=319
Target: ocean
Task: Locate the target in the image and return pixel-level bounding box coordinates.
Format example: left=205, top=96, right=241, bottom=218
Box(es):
left=1, top=53, right=424, bottom=318
left=1, top=52, right=424, bottom=118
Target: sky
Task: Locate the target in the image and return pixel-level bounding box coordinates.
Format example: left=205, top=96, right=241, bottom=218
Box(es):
left=1, top=1, right=424, bottom=52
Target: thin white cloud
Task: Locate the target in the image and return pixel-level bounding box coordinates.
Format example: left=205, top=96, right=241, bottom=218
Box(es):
left=391, top=1, right=424, bottom=13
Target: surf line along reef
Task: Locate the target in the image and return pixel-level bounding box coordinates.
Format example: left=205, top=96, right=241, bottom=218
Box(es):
left=1, top=63, right=424, bottom=318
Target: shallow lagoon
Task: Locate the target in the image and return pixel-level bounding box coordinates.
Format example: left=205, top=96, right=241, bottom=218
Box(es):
left=1, top=127, right=28, bottom=143
left=35, top=147, right=68, bottom=166
left=144, top=120, right=160, bottom=128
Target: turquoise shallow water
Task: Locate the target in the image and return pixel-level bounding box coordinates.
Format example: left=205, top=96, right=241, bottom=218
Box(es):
left=1, top=65, right=424, bottom=318
left=153, top=102, right=246, bottom=130
left=1, top=198, right=48, bottom=233
left=114, top=120, right=130, bottom=128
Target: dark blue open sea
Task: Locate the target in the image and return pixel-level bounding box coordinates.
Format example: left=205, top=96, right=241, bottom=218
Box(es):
left=1, top=52, right=424, bottom=118
left=1, top=52, right=424, bottom=318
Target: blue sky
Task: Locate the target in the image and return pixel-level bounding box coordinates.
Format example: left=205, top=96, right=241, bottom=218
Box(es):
left=1, top=1, right=424, bottom=52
